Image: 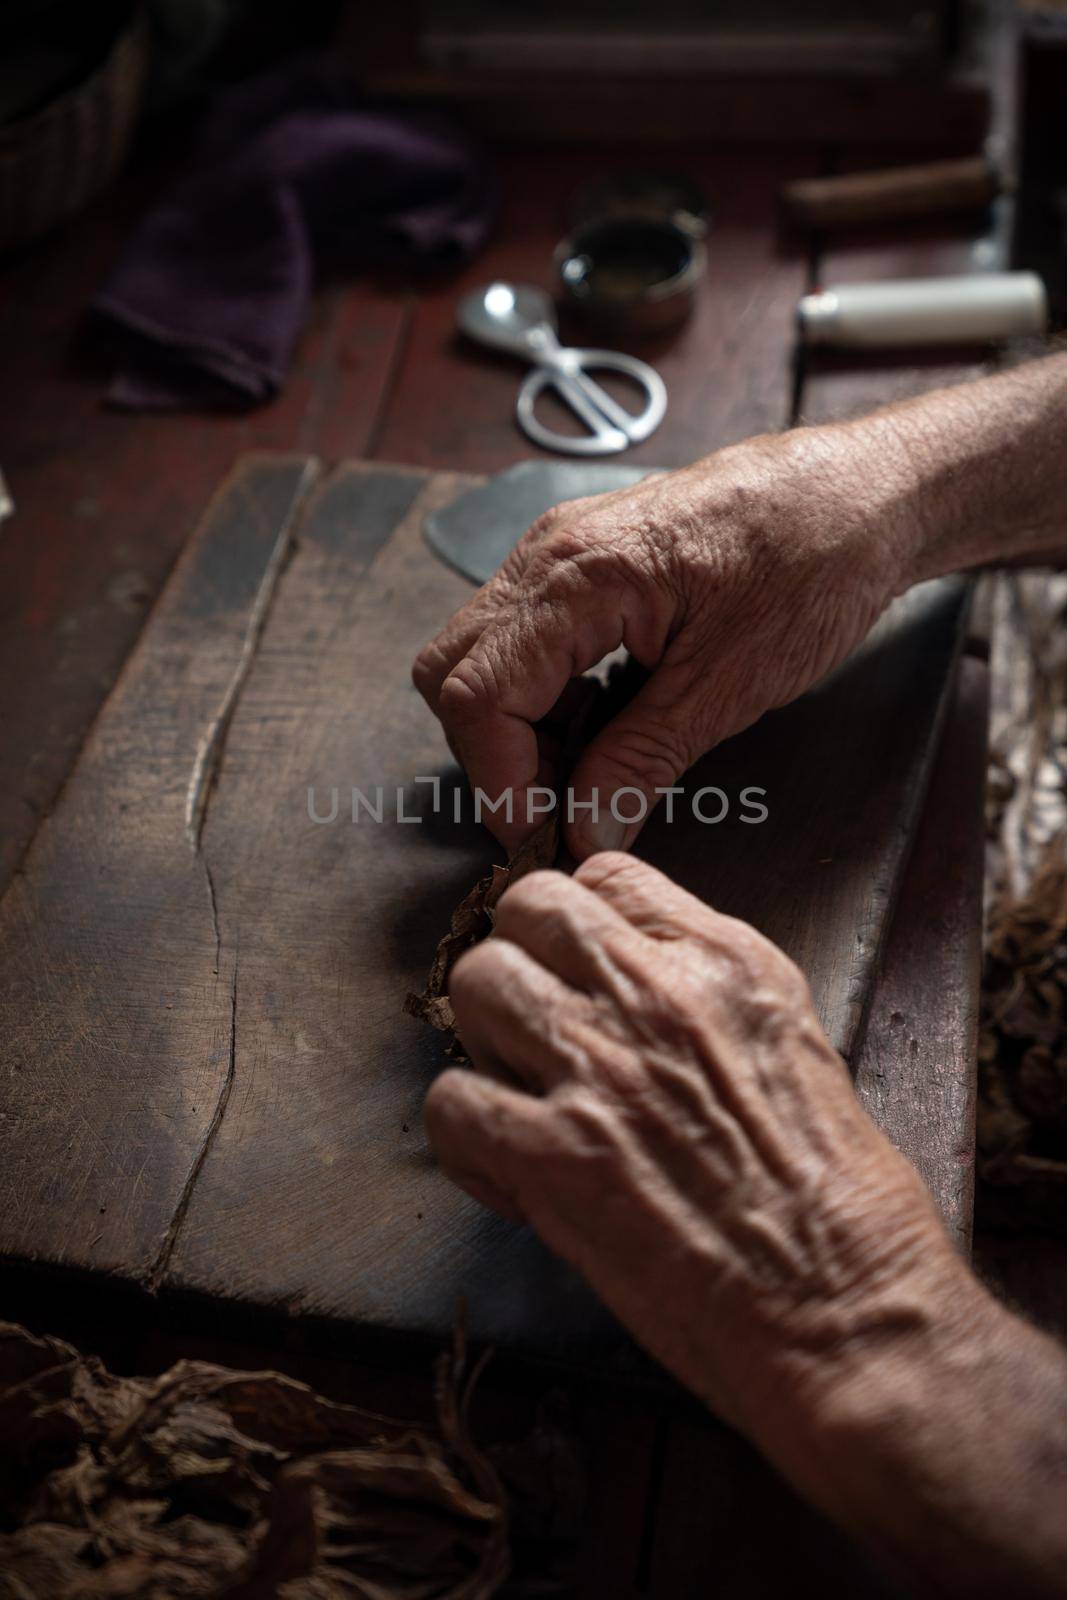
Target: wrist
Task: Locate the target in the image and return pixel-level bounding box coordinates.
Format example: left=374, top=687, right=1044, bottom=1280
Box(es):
left=792, top=1281, right=1067, bottom=1598
left=789, top=1260, right=993, bottom=1520
left=820, top=411, right=942, bottom=594
left=768, top=421, right=930, bottom=601
left=828, top=351, right=1067, bottom=584
left=737, top=1152, right=990, bottom=1527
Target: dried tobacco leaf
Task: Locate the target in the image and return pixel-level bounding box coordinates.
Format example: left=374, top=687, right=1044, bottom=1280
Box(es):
left=405, top=818, right=561, bottom=1056
left=0, top=1319, right=510, bottom=1600
left=978, top=572, right=1067, bottom=1231
left=403, top=658, right=651, bottom=1056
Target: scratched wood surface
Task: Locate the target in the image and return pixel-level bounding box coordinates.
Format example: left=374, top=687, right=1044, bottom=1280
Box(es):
left=0, top=451, right=970, bottom=1373
left=0, top=456, right=317, bottom=1286
left=853, top=654, right=987, bottom=1250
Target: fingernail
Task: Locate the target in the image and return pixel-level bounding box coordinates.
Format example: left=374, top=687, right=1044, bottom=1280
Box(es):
left=576, top=813, right=629, bottom=857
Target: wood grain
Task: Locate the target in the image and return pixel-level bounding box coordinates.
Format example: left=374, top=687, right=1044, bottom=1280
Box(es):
left=853, top=655, right=988, bottom=1250
left=0, top=454, right=317, bottom=1283
left=635, top=578, right=970, bottom=1061
left=0, top=453, right=972, bottom=1378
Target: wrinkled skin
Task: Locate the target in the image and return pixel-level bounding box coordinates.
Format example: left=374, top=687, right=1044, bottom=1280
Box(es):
left=418, top=370, right=1067, bottom=1596
left=413, top=430, right=919, bottom=856
left=425, top=854, right=972, bottom=1492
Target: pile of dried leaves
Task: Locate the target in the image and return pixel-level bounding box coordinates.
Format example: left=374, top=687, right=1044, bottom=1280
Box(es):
left=0, top=1319, right=511, bottom=1600
left=978, top=573, right=1067, bottom=1229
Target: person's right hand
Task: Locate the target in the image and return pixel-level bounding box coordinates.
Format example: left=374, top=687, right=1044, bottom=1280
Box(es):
left=413, top=425, right=923, bottom=859
left=426, top=854, right=1067, bottom=1599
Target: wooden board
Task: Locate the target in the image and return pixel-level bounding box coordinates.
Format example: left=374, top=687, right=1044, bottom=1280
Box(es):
left=0, top=453, right=970, bottom=1376
left=853, top=654, right=987, bottom=1250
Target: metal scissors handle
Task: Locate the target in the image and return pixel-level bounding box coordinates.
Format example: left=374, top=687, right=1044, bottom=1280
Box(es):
left=457, top=282, right=668, bottom=458
left=517, top=348, right=666, bottom=456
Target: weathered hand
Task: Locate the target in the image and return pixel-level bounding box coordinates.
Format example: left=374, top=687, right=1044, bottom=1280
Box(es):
left=418, top=356, right=1067, bottom=1596
left=413, top=429, right=920, bottom=857
left=425, top=853, right=978, bottom=1516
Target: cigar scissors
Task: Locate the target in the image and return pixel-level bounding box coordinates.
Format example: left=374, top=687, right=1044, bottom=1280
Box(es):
left=457, top=282, right=667, bottom=457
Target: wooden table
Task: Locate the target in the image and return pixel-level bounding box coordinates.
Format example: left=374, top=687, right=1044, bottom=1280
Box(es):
left=0, top=138, right=991, bottom=1594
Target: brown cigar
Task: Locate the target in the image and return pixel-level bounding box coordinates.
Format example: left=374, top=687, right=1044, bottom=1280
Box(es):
left=782, top=155, right=1000, bottom=229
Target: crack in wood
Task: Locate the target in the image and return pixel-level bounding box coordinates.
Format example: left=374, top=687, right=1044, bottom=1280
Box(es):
left=153, top=461, right=321, bottom=1293
left=203, top=857, right=221, bottom=976
left=184, top=460, right=319, bottom=853
left=145, top=958, right=238, bottom=1294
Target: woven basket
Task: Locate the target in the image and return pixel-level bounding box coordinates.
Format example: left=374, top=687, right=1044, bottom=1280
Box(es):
left=0, top=9, right=149, bottom=255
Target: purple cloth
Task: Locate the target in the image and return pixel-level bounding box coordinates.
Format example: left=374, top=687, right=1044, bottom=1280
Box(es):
left=93, top=61, right=498, bottom=409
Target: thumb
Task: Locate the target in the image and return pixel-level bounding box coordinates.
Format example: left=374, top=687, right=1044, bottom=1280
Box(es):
left=566, top=676, right=706, bottom=859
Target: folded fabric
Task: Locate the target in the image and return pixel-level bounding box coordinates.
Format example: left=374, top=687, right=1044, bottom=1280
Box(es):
left=92, top=58, right=498, bottom=409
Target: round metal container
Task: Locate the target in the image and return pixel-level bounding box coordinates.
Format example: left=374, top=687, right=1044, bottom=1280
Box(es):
left=555, top=173, right=710, bottom=336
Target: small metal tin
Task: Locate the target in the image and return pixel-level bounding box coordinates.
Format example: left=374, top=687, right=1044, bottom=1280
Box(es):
left=555, top=172, right=710, bottom=336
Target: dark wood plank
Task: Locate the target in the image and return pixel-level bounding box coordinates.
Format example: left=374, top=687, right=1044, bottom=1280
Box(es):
left=0, top=141, right=810, bottom=910
left=0, top=168, right=408, bottom=904
left=853, top=654, right=988, bottom=1251
left=0, top=454, right=319, bottom=1284
left=371, top=147, right=815, bottom=473
left=0, top=453, right=970, bottom=1378
left=794, top=165, right=998, bottom=1251
left=156, top=461, right=631, bottom=1365
left=635, top=578, right=970, bottom=1063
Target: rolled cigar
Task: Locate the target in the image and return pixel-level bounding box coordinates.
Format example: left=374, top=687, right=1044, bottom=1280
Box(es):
left=782, top=155, right=1000, bottom=229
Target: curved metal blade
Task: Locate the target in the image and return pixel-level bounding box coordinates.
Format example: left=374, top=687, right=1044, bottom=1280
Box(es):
left=424, top=459, right=659, bottom=585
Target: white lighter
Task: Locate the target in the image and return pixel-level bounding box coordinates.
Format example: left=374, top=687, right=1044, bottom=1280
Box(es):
left=797, top=271, right=1048, bottom=348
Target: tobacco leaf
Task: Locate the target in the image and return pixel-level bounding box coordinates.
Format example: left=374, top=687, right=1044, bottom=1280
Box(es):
left=978, top=572, right=1067, bottom=1231
left=404, top=823, right=560, bottom=1057
left=405, top=658, right=649, bottom=1057
left=0, top=1319, right=510, bottom=1600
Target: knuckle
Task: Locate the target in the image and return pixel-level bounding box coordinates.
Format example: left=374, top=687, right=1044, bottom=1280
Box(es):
left=523, top=516, right=616, bottom=585
left=449, top=940, right=507, bottom=1007
left=735, top=925, right=809, bottom=1000
left=412, top=642, right=443, bottom=699
left=438, top=658, right=493, bottom=725
left=600, top=721, right=690, bottom=791
left=423, top=1068, right=466, bottom=1141
left=545, top=533, right=620, bottom=591
left=698, top=920, right=814, bottom=1029
left=574, top=850, right=656, bottom=894
left=552, top=1087, right=626, bottom=1167
left=524, top=507, right=560, bottom=545
left=772, top=953, right=812, bottom=1008
left=540, top=518, right=595, bottom=566
left=497, top=869, right=570, bottom=928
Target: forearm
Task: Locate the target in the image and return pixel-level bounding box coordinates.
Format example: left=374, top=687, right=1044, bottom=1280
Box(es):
left=797, top=1277, right=1067, bottom=1598
left=834, top=350, right=1067, bottom=583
